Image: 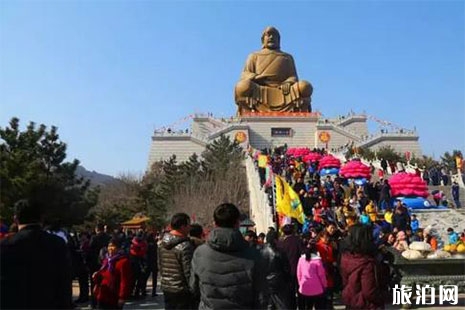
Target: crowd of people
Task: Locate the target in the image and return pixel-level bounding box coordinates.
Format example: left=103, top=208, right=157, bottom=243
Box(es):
left=249, top=146, right=465, bottom=308
left=0, top=195, right=161, bottom=310
left=1, top=146, right=464, bottom=310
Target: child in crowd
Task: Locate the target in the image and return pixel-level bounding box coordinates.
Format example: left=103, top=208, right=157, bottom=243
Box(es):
left=360, top=211, right=370, bottom=225
left=447, top=227, right=459, bottom=245
left=93, top=238, right=133, bottom=309
left=412, top=228, right=424, bottom=242
left=297, top=242, right=327, bottom=310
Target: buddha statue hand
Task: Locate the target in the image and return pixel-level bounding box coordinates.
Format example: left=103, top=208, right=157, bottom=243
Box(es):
left=280, top=82, right=291, bottom=96
left=249, top=98, right=258, bottom=111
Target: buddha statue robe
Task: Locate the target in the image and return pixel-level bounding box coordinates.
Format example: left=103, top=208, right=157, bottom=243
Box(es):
left=235, top=49, right=313, bottom=114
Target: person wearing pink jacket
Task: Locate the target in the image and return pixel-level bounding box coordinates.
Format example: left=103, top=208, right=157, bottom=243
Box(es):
left=297, top=243, right=327, bottom=310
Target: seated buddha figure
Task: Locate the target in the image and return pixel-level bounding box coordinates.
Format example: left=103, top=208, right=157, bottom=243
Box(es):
left=234, top=26, right=313, bottom=115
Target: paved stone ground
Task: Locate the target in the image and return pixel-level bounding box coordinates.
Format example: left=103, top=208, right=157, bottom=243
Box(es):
left=73, top=279, right=464, bottom=309
left=73, top=278, right=164, bottom=310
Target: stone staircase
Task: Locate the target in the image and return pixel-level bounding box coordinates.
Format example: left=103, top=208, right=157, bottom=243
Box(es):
left=244, top=156, right=274, bottom=234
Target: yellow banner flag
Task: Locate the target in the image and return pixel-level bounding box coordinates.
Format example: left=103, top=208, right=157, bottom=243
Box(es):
left=456, top=156, right=463, bottom=170
left=258, top=154, right=268, bottom=168
left=275, top=176, right=305, bottom=224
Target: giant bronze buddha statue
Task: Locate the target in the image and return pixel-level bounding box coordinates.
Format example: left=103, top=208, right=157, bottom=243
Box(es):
left=234, top=26, right=313, bottom=115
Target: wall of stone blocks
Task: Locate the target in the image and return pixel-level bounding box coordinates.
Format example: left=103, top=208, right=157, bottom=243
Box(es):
left=314, top=128, right=357, bottom=150
left=341, top=119, right=369, bottom=136
left=242, top=117, right=318, bottom=150
left=191, top=117, right=224, bottom=137
left=370, top=138, right=423, bottom=157
left=147, top=137, right=206, bottom=169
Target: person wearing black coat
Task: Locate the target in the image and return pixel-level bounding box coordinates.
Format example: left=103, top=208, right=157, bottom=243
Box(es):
left=380, top=158, right=388, bottom=173
left=190, top=203, right=265, bottom=309
left=159, top=213, right=194, bottom=309
left=276, top=224, right=304, bottom=310
left=392, top=206, right=410, bottom=232
left=88, top=223, right=111, bottom=306
left=144, top=232, right=158, bottom=297
left=1, top=197, right=72, bottom=309
left=379, top=179, right=391, bottom=210
left=260, top=230, right=293, bottom=309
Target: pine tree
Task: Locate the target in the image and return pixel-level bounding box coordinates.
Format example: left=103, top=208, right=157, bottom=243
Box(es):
left=139, top=156, right=180, bottom=228
left=441, top=150, right=463, bottom=171
left=0, top=117, right=97, bottom=226
left=179, top=153, right=201, bottom=179
left=375, top=145, right=402, bottom=163
left=201, top=135, right=244, bottom=176
left=410, top=155, right=438, bottom=170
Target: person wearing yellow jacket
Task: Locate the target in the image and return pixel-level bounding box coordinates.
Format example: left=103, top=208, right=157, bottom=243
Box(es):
left=384, top=207, right=393, bottom=224
left=365, top=200, right=377, bottom=222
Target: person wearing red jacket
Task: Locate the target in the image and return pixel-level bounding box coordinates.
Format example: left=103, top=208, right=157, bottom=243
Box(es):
left=130, top=234, right=148, bottom=298
left=93, top=238, right=133, bottom=309
left=316, top=231, right=335, bottom=308
left=340, top=224, right=388, bottom=309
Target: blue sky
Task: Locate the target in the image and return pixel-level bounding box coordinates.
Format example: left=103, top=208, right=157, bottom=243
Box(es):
left=1, top=1, right=464, bottom=176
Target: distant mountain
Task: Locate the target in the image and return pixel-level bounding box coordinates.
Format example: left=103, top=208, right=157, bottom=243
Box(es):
left=75, top=166, right=120, bottom=187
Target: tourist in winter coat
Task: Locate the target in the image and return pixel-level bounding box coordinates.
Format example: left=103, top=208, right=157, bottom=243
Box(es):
left=89, top=224, right=112, bottom=305
left=380, top=159, right=388, bottom=173
left=451, top=181, right=461, bottom=208
left=365, top=200, right=377, bottom=222
left=159, top=213, right=194, bottom=309
left=1, top=197, right=72, bottom=309
left=297, top=242, right=327, bottom=310
left=392, top=206, right=410, bottom=232
left=190, top=203, right=265, bottom=309
left=316, top=231, right=335, bottom=308
left=92, top=238, right=133, bottom=309
left=410, top=215, right=420, bottom=233
left=340, top=224, right=388, bottom=309
left=144, top=232, right=158, bottom=297
left=189, top=223, right=205, bottom=250
left=447, top=227, right=459, bottom=245
left=260, top=230, right=293, bottom=309
left=379, top=180, right=391, bottom=210
left=130, top=233, right=148, bottom=298
left=277, top=224, right=304, bottom=309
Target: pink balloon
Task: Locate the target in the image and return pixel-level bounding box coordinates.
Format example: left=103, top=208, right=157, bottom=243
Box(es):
left=340, top=160, right=371, bottom=179
left=389, top=172, right=428, bottom=198
left=303, top=152, right=322, bottom=163
left=286, top=147, right=310, bottom=157
left=319, top=155, right=341, bottom=169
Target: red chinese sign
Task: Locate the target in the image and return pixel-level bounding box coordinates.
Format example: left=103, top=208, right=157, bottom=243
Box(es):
left=318, top=131, right=331, bottom=143
left=235, top=131, right=247, bottom=143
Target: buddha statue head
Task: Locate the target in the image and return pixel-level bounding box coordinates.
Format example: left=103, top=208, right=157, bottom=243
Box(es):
left=261, top=26, right=280, bottom=50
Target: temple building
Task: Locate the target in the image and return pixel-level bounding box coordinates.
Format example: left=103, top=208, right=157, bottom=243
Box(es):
left=147, top=111, right=421, bottom=169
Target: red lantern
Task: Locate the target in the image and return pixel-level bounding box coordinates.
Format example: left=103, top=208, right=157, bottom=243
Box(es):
left=405, top=151, right=411, bottom=161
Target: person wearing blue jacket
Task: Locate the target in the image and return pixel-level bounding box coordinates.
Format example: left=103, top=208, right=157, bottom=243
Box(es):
left=447, top=227, right=459, bottom=245
left=410, top=214, right=420, bottom=233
